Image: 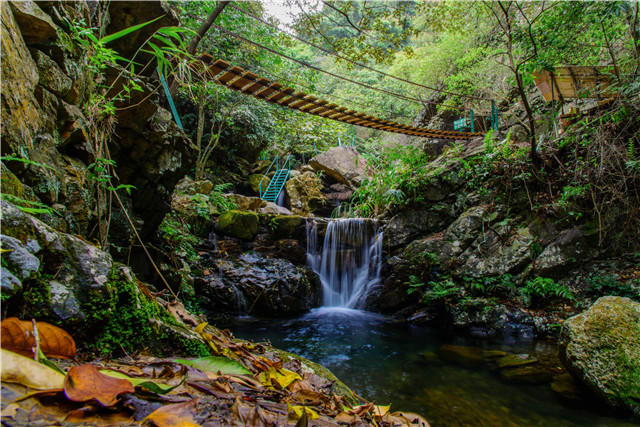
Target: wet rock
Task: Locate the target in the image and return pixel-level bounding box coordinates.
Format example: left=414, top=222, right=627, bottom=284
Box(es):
left=559, top=296, right=640, bottom=415
left=30, top=48, right=72, bottom=98
left=437, top=345, right=486, bottom=368
left=496, top=354, right=538, bottom=369
left=9, top=1, right=58, bottom=44
left=551, top=373, right=591, bottom=403
left=309, top=146, right=368, bottom=189
left=215, top=210, right=259, bottom=241
left=285, top=171, right=325, bottom=216
left=1, top=200, right=113, bottom=327
left=226, top=194, right=264, bottom=211
left=387, top=209, right=452, bottom=248
left=0, top=235, right=40, bottom=280
left=450, top=300, right=510, bottom=336
left=196, top=253, right=321, bottom=317
left=1, top=2, right=42, bottom=152
left=1, top=267, right=22, bottom=297
left=275, top=239, right=307, bottom=265
left=458, top=225, right=534, bottom=277
left=498, top=363, right=555, bottom=384
left=271, top=215, right=305, bottom=240
left=535, top=227, right=598, bottom=277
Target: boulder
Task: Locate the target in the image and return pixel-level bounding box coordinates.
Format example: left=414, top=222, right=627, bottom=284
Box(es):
left=534, top=227, right=598, bottom=277
left=1, top=2, right=42, bottom=153
left=309, top=146, right=368, bottom=189
left=215, top=210, right=259, bottom=240
left=271, top=215, right=306, bottom=240
left=174, top=177, right=214, bottom=196
left=285, top=171, right=325, bottom=216
left=9, top=1, right=58, bottom=44
left=275, top=239, right=307, bottom=265
left=30, top=48, right=72, bottom=98
left=387, top=209, right=453, bottom=248
left=196, top=253, right=321, bottom=317
left=1, top=200, right=112, bottom=325
left=559, top=296, right=640, bottom=415
left=249, top=174, right=269, bottom=194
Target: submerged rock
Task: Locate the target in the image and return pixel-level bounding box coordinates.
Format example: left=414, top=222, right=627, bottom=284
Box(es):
left=559, top=296, right=640, bottom=415
left=196, top=252, right=321, bottom=317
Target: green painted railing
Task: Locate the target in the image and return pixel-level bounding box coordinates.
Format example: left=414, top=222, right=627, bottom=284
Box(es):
left=259, top=155, right=291, bottom=203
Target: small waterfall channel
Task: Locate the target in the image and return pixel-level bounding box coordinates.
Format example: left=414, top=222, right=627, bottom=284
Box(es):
left=306, top=219, right=383, bottom=308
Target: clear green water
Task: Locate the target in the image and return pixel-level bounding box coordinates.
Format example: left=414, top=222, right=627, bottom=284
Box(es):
left=216, top=307, right=638, bottom=427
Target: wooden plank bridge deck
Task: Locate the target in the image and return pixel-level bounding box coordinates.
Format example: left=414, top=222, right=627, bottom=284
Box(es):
left=194, top=54, right=484, bottom=140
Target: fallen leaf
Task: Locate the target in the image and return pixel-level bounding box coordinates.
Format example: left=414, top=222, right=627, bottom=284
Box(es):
left=1, top=403, right=20, bottom=418
left=173, top=356, right=251, bottom=376
left=288, top=404, right=319, bottom=421
left=144, top=398, right=201, bottom=427
left=64, top=364, right=134, bottom=407
left=1, top=317, right=76, bottom=359
left=0, top=349, right=65, bottom=389
left=259, top=367, right=302, bottom=390
left=101, top=369, right=185, bottom=394
left=387, top=411, right=431, bottom=427
left=167, top=300, right=199, bottom=327
left=373, top=404, right=391, bottom=417
left=292, top=389, right=330, bottom=407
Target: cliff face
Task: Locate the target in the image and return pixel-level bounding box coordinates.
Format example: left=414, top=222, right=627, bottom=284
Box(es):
left=1, top=0, right=195, bottom=251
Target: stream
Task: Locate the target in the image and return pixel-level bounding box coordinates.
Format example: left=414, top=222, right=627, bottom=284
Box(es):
left=217, top=308, right=635, bottom=427
left=219, top=218, right=634, bottom=426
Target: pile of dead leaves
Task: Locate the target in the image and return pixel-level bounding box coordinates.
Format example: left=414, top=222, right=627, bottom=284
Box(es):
left=1, top=317, right=429, bottom=426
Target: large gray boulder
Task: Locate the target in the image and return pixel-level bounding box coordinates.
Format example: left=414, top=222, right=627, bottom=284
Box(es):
left=195, top=253, right=321, bottom=317
left=309, top=146, right=368, bottom=189
left=559, top=296, right=640, bottom=415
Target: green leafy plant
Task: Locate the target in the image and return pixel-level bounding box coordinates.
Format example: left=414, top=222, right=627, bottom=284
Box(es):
left=520, top=277, right=575, bottom=307
left=587, top=273, right=640, bottom=301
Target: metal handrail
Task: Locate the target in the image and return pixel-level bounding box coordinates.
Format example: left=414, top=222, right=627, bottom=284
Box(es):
left=259, top=156, right=278, bottom=198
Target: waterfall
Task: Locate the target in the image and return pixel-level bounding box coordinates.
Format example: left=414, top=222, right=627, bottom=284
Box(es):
left=306, top=219, right=383, bottom=308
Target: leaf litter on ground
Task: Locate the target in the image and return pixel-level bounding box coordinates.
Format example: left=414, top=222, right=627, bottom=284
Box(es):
left=0, top=319, right=430, bottom=426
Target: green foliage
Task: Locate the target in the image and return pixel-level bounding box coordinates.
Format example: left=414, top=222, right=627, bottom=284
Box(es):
left=159, top=214, right=199, bottom=262
left=208, top=183, right=237, bottom=214
left=587, top=273, right=640, bottom=301
left=520, top=277, right=575, bottom=307
left=421, top=279, right=461, bottom=306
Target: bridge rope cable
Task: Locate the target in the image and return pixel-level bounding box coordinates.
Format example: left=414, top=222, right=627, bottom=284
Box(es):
left=210, top=23, right=467, bottom=112
left=229, top=3, right=491, bottom=102
left=230, top=58, right=422, bottom=123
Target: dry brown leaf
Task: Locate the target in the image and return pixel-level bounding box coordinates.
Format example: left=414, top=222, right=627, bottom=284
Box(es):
left=292, top=389, right=331, bottom=407
left=1, top=317, right=76, bottom=359
left=389, top=411, right=431, bottom=427
left=144, top=398, right=200, bottom=427
left=167, top=300, right=199, bottom=327
left=64, top=364, right=134, bottom=407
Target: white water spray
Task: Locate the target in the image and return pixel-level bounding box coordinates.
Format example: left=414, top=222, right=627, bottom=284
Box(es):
left=306, top=219, right=383, bottom=308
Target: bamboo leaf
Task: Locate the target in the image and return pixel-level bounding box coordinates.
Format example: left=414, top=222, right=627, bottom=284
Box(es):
left=100, top=16, right=163, bottom=44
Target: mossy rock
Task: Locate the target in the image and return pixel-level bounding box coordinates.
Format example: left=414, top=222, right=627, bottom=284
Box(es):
left=215, top=210, right=259, bottom=240
left=249, top=174, right=269, bottom=194
left=271, top=215, right=305, bottom=239
left=559, top=296, right=640, bottom=416
left=270, top=348, right=358, bottom=406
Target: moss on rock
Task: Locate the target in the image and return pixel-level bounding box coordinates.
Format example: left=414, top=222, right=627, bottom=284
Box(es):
left=559, top=296, right=640, bottom=415
left=215, top=210, right=259, bottom=240
left=271, top=215, right=304, bottom=239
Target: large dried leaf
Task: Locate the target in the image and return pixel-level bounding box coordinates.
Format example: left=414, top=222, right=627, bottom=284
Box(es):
left=101, top=369, right=184, bottom=394
left=167, top=300, right=199, bottom=327
left=64, top=364, right=134, bottom=407
left=0, top=349, right=65, bottom=389
left=173, top=356, right=251, bottom=376
left=144, top=398, right=201, bottom=427
left=258, top=367, right=302, bottom=390
left=1, top=317, right=76, bottom=359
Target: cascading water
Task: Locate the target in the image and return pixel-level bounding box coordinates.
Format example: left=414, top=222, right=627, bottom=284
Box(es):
left=306, top=219, right=383, bottom=308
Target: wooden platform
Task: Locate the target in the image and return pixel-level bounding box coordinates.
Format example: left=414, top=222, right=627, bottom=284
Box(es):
left=533, top=66, right=618, bottom=102
left=193, top=54, right=483, bottom=140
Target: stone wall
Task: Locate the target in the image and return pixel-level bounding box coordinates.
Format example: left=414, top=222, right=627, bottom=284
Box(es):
left=1, top=1, right=194, bottom=250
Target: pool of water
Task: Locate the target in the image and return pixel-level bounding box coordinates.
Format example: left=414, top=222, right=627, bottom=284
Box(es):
left=215, top=307, right=636, bottom=427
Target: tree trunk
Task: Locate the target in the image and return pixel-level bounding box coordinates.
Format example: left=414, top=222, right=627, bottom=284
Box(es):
left=169, top=1, right=231, bottom=96
left=186, top=1, right=232, bottom=56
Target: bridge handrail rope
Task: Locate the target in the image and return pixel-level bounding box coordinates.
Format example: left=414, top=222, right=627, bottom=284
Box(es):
left=192, top=54, right=483, bottom=139
left=228, top=3, right=491, bottom=102
left=209, top=23, right=467, bottom=112
left=259, top=155, right=279, bottom=198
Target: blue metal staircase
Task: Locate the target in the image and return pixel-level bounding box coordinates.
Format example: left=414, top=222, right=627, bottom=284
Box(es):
left=259, top=155, right=291, bottom=203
